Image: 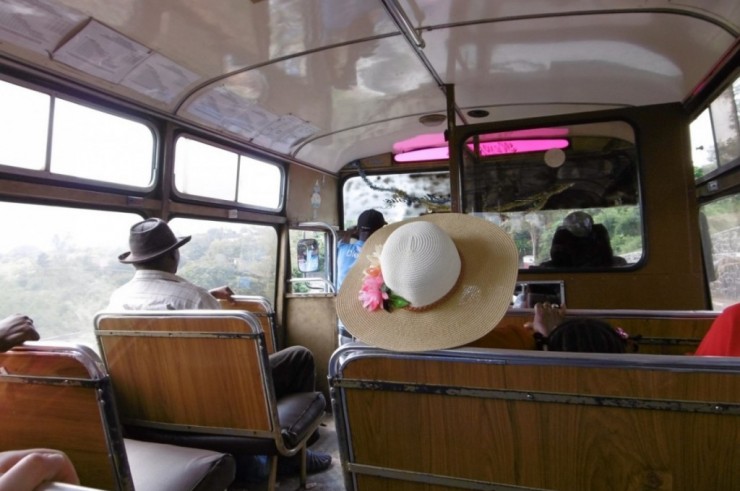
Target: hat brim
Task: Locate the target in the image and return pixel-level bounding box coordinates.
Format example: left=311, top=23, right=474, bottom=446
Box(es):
left=336, top=214, right=519, bottom=352
left=118, top=235, right=192, bottom=264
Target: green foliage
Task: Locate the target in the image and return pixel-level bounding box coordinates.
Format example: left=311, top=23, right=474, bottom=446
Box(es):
left=0, top=226, right=278, bottom=345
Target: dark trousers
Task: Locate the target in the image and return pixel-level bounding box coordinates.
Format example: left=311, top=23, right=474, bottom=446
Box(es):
left=269, top=345, right=315, bottom=399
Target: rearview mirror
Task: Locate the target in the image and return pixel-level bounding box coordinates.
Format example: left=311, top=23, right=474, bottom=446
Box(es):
left=297, top=238, right=320, bottom=272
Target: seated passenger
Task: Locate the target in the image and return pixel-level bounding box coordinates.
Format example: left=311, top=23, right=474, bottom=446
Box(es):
left=540, top=211, right=626, bottom=268
left=694, top=303, right=740, bottom=356
left=0, top=449, right=79, bottom=491
left=525, top=302, right=637, bottom=353
left=542, top=318, right=629, bottom=353
left=108, top=218, right=331, bottom=475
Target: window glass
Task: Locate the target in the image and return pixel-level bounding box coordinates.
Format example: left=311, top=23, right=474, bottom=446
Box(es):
left=0, top=201, right=141, bottom=349
left=700, top=194, right=740, bottom=310
left=0, top=79, right=50, bottom=170
left=690, top=109, right=717, bottom=179
left=175, top=136, right=283, bottom=210
left=174, top=137, right=238, bottom=200
left=462, top=121, right=643, bottom=269
left=711, top=78, right=740, bottom=169
left=168, top=218, right=277, bottom=301
left=692, top=78, right=740, bottom=180
left=342, top=171, right=451, bottom=226
left=237, top=155, right=283, bottom=209
left=51, top=99, right=154, bottom=186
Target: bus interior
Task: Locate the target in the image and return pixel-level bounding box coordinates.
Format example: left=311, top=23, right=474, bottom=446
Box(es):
left=0, top=1, right=739, bottom=490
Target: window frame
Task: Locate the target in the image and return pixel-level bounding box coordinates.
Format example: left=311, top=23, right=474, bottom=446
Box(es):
left=0, top=74, right=159, bottom=193
left=171, top=132, right=286, bottom=213
left=454, top=116, right=646, bottom=273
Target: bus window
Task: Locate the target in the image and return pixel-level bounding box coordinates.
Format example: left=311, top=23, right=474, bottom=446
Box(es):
left=174, top=136, right=284, bottom=210
left=700, top=194, right=740, bottom=310
left=51, top=99, right=155, bottom=186
left=691, top=110, right=717, bottom=178
left=168, top=218, right=278, bottom=301
left=0, top=202, right=139, bottom=348
left=461, top=121, right=644, bottom=269
left=0, top=79, right=50, bottom=170
left=692, top=78, right=740, bottom=180
left=0, top=77, right=155, bottom=186
left=342, top=171, right=451, bottom=227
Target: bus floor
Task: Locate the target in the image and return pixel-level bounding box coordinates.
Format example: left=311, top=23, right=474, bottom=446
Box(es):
left=229, top=412, right=344, bottom=490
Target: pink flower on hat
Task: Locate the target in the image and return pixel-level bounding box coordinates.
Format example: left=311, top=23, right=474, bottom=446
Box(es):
left=359, top=272, right=387, bottom=311
left=358, top=245, right=410, bottom=312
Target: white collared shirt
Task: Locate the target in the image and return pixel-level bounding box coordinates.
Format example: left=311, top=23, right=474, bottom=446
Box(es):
left=107, top=270, right=221, bottom=311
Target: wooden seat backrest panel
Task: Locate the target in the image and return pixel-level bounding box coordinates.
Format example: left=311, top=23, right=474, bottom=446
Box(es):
left=96, top=312, right=271, bottom=432
left=0, top=345, right=129, bottom=490
left=218, top=295, right=276, bottom=353
left=476, top=309, right=718, bottom=354
left=333, top=346, right=740, bottom=491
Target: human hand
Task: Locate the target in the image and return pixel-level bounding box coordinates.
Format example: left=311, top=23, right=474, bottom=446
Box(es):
left=0, top=449, right=79, bottom=491
left=0, top=315, right=40, bottom=353
left=525, top=302, right=566, bottom=337
left=209, top=285, right=235, bottom=303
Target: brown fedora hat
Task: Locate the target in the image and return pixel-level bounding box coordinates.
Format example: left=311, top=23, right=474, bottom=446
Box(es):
left=118, top=218, right=191, bottom=264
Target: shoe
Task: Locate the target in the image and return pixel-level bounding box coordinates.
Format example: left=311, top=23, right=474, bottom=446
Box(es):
left=277, top=449, right=332, bottom=476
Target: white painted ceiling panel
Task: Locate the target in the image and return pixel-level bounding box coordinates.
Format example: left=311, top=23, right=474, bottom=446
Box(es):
left=420, top=13, right=735, bottom=109
left=0, top=0, right=737, bottom=173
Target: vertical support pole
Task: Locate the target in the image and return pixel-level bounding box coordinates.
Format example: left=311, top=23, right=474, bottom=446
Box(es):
left=446, top=84, right=462, bottom=212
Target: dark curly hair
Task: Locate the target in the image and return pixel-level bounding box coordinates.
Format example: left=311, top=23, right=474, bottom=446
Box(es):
left=546, top=318, right=627, bottom=353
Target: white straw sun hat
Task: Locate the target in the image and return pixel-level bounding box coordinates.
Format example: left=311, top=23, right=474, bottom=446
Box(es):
left=336, top=213, right=519, bottom=351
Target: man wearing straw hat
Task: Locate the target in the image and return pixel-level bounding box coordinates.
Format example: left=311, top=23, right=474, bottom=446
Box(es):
left=337, top=213, right=549, bottom=351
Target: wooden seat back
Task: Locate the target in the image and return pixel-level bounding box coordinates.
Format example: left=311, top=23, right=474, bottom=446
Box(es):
left=218, top=295, right=277, bottom=353
left=0, top=342, right=133, bottom=490
left=472, top=308, right=718, bottom=354
left=95, top=310, right=326, bottom=491
left=95, top=310, right=278, bottom=439
left=330, top=344, right=740, bottom=491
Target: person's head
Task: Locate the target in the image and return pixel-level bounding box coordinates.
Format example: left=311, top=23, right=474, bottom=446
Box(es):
left=336, top=213, right=519, bottom=351
left=118, top=218, right=191, bottom=273
left=356, top=209, right=386, bottom=240
left=546, top=318, right=627, bottom=353
left=562, top=211, right=594, bottom=238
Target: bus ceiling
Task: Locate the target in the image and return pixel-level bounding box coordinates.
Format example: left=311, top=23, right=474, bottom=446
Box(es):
left=0, top=1, right=738, bottom=175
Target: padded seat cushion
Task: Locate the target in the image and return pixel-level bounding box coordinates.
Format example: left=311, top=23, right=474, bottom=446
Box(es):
left=124, top=438, right=235, bottom=491
left=277, top=391, right=327, bottom=448
left=124, top=391, right=326, bottom=455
